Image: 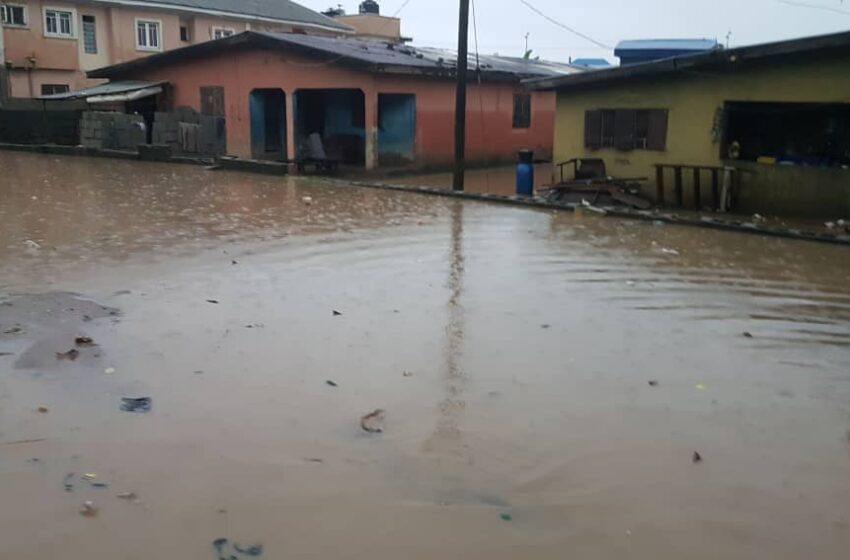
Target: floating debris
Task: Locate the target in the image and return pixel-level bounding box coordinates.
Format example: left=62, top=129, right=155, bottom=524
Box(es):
left=234, top=543, right=264, bottom=557
left=326, top=380, right=338, bottom=388
left=64, top=473, right=75, bottom=492
left=660, top=248, right=680, bottom=256
left=117, top=492, right=139, bottom=502
left=305, top=458, right=324, bottom=464
left=360, top=409, right=385, bottom=434
left=742, top=332, right=754, bottom=338
left=0, top=352, right=14, bottom=357
left=648, top=380, right=659, bottom=387
left=80, top=501, right=98, bottom=518
left=3, top=326, right=23, bottom=334
left=302, top=196, right=314, bottom=205
left=231, top=260, right=238, bottom=265
left=104, top=367, right=116, bottom=375
left=56, top=349, right=80, bottom=361
left=692, top=451, right=703, bottom=463
left=91, top=482, right=109, bottom=489
left=695, top=384, right=707, bottom=391
left=83, top=473, right=98, bottom=481
left=74, top=336, right=96, bottom=347
left=120, top=397, right=152, bottom=414
left=500, top=513, right=513, bottom=522
left=403, top=371, right=414, bottom=378
left=332, top=309, right=343, bottom=316
left=37, top=406, right=49, bottom=413
left=540, top=324, right=551, bottom=329
left=206, top=299, right=220, bottom=304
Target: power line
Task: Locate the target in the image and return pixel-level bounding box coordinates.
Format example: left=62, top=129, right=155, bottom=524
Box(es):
left=774, top=0, right=850, bottom=15
left=517, top=0, right=612, bottom=50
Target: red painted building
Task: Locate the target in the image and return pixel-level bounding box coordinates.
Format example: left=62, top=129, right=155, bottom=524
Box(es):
left=89, top=32, right=582, bottom=170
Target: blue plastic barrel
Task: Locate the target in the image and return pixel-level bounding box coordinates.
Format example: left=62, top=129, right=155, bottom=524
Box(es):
left=516, top=149, right=534, bottom=196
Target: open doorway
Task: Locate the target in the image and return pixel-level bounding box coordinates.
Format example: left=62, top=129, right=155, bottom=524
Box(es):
left=294, top=89, right=365, bottom=165
left=249, top=89, right=287, bottom=161
left=378, top=94, right=416, bottom=166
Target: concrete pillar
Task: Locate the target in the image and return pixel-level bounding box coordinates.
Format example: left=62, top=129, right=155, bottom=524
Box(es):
left=286, top=90, right=296, bottom=161
left=364, top=89, right=378, bottom=170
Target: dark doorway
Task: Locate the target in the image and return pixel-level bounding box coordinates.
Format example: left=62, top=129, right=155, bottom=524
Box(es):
left=294, top=89, right=365, bottom=166
left=378, top=93, right=416, bottom=166
left=249, top=89, right=287, bottom=161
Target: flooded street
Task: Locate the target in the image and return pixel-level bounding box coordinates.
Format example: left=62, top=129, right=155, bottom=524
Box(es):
left=2, top=151, right=850, bottom=559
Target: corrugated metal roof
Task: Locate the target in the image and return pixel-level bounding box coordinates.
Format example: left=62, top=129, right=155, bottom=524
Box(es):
left=615, top=39, right=719, bottom=52
left=90, top=31, right=584, bottom=81
left=527, top=30, right=850, bottom=92
left=97, top=0, right=351, bottom=31
left=571, top=58, right=612, bottom=68
left=37, top=81, right=167, bottom=100
left=256, top=32, right=584, bottom=78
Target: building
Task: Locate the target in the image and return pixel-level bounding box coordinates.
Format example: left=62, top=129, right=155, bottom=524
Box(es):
left=615, top=39, right=719, bottom=66
left=324, top=0, right=409, bottom=43
left=528, top=31, right=850, bottom=218
left=0, top=0, right=352, bottom=98
left=87, top=31, right=582, bottom=171
left=570, top=58, right=612, bottom=70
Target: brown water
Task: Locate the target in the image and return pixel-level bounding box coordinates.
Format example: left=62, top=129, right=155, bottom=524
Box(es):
left=1, top=151, right=850, bottom=560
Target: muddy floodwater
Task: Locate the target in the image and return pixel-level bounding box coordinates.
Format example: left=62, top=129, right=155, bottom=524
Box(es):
left=2, top=151, right=850, bottom=560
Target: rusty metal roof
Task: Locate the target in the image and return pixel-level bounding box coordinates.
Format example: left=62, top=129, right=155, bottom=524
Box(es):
left=528, top=30, right=850, bottom=91
left=89, top=31, right=583, bottom=82
left=37, top=81, right=168, bottom=100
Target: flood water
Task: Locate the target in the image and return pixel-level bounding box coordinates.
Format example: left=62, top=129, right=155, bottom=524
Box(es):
left=1, top=151, right=850, bottom=560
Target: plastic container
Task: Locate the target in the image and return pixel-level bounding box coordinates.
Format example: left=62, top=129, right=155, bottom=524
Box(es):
left=516, top=149, right=535, bottom=196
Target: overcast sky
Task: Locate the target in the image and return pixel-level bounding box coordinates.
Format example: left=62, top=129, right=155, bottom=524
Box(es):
left=299, top=0, right=850, bottom=62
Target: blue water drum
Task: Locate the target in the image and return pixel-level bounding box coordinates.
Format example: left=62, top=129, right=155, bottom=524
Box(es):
left=516, top=149, right=535, bottom=196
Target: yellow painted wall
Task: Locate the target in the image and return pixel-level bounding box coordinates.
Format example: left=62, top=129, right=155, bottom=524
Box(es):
left=552, top=55, right=850, bottom=217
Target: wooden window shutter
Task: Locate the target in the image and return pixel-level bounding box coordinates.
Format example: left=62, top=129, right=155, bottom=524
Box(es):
left=614, top=109, right=636, bottom=151
left=647, top=109, right=669, bottom=151
left=200, top=86, right=225, bottom=117
left=584, top=110, right=602, bottom=150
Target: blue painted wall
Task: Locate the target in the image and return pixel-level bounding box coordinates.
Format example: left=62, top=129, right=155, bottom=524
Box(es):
left=378, top=94, right=416, bottom=163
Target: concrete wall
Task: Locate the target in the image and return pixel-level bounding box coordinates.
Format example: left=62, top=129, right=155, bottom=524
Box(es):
left=335, top=14, right=401, bottom=41
left=121, top=47, right=557, bottom=170
left=552, top=54, right=850, bottom=217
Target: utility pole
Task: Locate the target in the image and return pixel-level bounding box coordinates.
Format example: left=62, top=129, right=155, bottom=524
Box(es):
left=0, top=18, right=8, bottom=105
left=452, top=0, right=470, bottom=192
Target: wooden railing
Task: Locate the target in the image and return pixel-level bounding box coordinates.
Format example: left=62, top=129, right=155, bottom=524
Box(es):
left=654, top=164, right=749, bottom=212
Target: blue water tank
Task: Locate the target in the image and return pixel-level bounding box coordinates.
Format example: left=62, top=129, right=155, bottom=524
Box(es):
left=516, top=149, right=534, bottom=196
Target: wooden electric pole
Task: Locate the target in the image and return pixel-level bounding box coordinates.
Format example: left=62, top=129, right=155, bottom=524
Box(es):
left=452, top=0, right=471, bottom=192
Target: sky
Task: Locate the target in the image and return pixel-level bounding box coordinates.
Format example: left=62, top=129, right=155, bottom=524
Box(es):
left=298, top=0, right=850, bottom=62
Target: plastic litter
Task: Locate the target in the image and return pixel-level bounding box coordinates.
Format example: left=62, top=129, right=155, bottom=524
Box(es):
left=206, top=299, right=220, bottom=304
left=120, top=397, right=152, bottom=413
left=80, top=501, right=98, bottom=518
left=692, top=451, right=703, bottom=463
left=104, top=367, right=116, bottom=375
left=234, top=543, right=264, bottom=556
left=333, top=309, right=343, bottom=316
left=326, top=380, right=338, bottom=387
left=37, top=406, right=49, bottom=413
left=500, top=513, right=513, bottom=522
left=75, top=336, right=95, bottom=347
left=648, top=380, right=659, bottom=387
left=742, top=332, right=754, bottom=338
left=695, top=384, right=707, bottom=391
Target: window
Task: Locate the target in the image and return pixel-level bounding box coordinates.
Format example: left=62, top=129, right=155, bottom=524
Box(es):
left=200, top=86, right=225, bottom=117
left=212, top=27, right=235, bottom=39
left=1, top=3, right=27, bottom=26
left=44, top=8, right=75, bottom=38
left=584, top=109, right=668, bottom=151
left=722, top=101, right=850, bottom=167
left=82, top=15, right=97, bottom=54
left=136, top=19, right=162, bottom=51
left=180, top=25, right=190, bottom=41
left=41, top=84, right=70, bottom=95
left=513, top=94, right=532, bottom=129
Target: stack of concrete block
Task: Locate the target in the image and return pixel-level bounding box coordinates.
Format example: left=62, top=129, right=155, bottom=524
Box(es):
left=152, top=107, right=225, bottom=156
left=79, top=111, right=145, bottom=150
